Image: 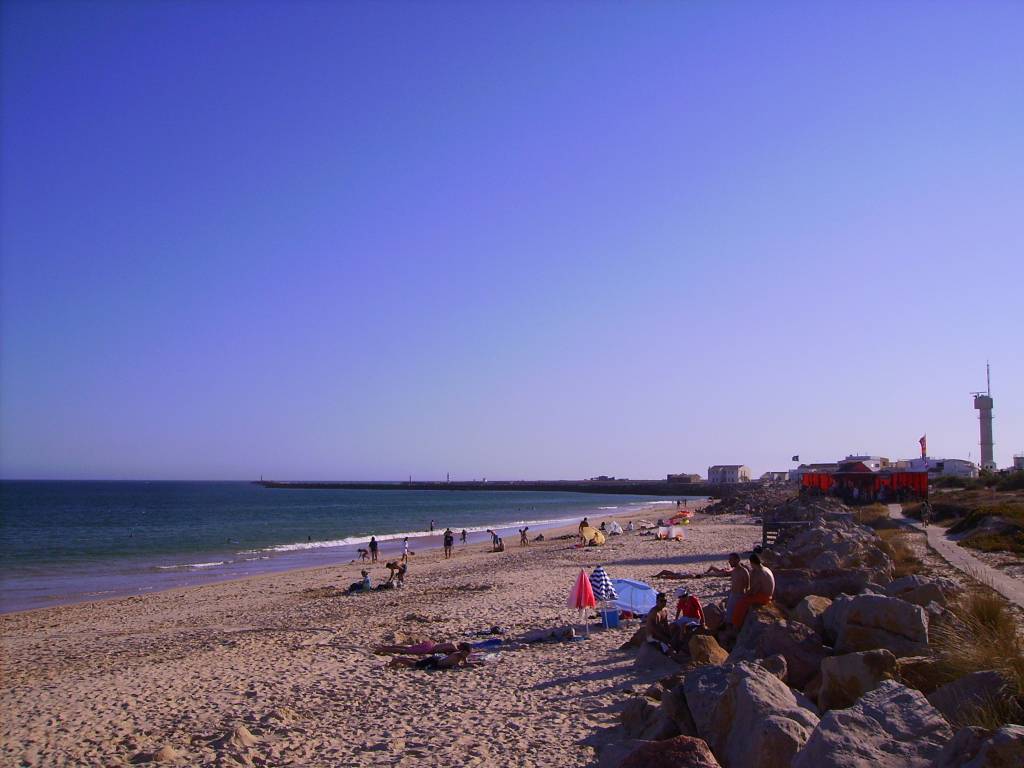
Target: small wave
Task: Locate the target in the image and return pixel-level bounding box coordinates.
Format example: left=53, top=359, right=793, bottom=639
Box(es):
left=156, top=561, right=227, bottom=570
left=266, top=515, right=578, bottom=553
left=598, top=506, right=619, bottom=510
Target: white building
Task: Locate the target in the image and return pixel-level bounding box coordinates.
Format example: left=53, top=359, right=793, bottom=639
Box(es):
left=708, top=465, right=752, bottom=484
left=760, top=471, right=788, bottom=483
left=939, top=459, right=978, bottom=478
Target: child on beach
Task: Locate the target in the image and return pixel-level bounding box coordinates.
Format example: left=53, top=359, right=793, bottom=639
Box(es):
left=345, top=570, right=371, bottom=594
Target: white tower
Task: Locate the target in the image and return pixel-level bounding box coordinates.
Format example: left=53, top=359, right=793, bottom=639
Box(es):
left=972, top=364, right=995, bottom=472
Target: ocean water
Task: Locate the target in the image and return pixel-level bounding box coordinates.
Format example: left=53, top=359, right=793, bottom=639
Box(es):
left=0, top=481, right=695, bottom=613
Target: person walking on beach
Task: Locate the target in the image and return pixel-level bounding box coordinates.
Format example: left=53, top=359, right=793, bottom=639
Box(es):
left=402, top=537, right=410, bottom=563
left=706, top=553, right=749, bottom=626
left=460, top=529, right=467, bottom=544
left=369, top=536, right=379, bottom=563
left=443, top=528, right=454, bottom=559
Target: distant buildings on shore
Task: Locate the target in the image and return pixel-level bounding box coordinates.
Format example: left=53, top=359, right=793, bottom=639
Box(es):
left=708, top=465, right=752, bottom=484
left=666, top=472, right=703, bottom=483
left=790, top=454, right=980, bottom=482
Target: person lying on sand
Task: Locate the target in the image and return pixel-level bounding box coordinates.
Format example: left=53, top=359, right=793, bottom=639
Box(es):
left=373, top=640, right=459, bottom=656
left=651, top=570, right=708, bottom=579
left=386, top=643, right=474, bottom=670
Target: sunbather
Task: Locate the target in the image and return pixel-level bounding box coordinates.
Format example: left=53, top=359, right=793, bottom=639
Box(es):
left=373, top=639, right=459, bottom=655
left=386, top=643, right=474, bottom=670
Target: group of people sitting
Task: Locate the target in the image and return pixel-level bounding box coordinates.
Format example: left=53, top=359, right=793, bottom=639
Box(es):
left=344, top=559, right=408, bottom=594
left=644, top=550, right=776, bottom=653
left=708, top=550, right=775, bottom=628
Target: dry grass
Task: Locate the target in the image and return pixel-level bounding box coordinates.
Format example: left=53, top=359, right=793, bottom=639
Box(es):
left=854, top=504, right=890, bottom=529
left=931, top=586, right=1024, bottom=728
left=875, top=528, right=922, bottom=577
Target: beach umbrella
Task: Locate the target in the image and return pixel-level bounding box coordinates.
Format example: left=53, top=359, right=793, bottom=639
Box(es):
left=610, top=578, right=657, bottom=618
left=589, top=566, right=617, bottom=602
left=567, top=569, right=597, bottom=636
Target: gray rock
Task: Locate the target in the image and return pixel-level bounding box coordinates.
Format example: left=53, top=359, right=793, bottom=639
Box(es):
left=772, top=519, right=894, bottom=579
left=791, top=595, right=832, bottom=635
left=620, top=695, right=679, bottom=741
left=884, top=575, right=948, bottom=607
left=757, top=654, right=788, bottom=682
left=818, top=649, right=896, bottom=711
left=636, top=641, right=680, bottom=673
left=927, top=670, right=1010, bottom=726
left=936, top=724, right=1024, bottom=768
left=823, top=594, right=929, bottom=656
left=618, top=734, right=722, bottom=768
left=661, top=683, right=698, bottom=737
left=706, top=662, right=819, bottom=768
left=792, top=680, right=953, bottom=768
left=727, top=603, right=828, bottom=689
left=773, top=568, right=874, bottom=609
left=683, top=664, right=733, bottom=739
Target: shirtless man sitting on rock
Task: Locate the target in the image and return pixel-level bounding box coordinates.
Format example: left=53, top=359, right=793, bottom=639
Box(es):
left=706, top=552, right=749, bottom=627
left=732, top=552, right=775, bottom=628
left=645, top=592, right=673, bottom=650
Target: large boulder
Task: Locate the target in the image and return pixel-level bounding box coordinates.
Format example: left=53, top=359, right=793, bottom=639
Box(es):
left=636, top=641, right=681, bottom=673
left=661, top=683, right=699, bottom=737
left=792, top=680, right=953, bottom=767
left=704, top=662, right=820, bottom=768
left=690, top=635, right=729, bottom=666
left=727, top=603, right=828, bottom=689
left=817, top=649, right=897, bottom=711
left=683, top=664, right=733, bottom=739
left=620, top=696, right=679, bottom=741
left=927, top=670, right=1011, bottom=726
left=619, top=735, right=722, bottom=768
left=773, top=568, right=875, bottom=609
left=884, top=575, right=954, bottom=607
left=791, top=595, right=832, bottom=634
left=935, top=724, right=1024, bottom=768
left=823, top=594, right=929, bottom=656
left=771, top=519, right=893, bottom=578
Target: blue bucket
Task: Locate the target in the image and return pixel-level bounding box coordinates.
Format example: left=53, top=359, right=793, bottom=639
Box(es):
left=601, top=608, right=620, bottom=629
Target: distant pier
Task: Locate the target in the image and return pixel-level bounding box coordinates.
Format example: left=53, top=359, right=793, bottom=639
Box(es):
left=255, top=479, right=742, bottom=498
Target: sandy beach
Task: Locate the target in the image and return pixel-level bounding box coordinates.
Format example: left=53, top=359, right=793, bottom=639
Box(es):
left=0, top=502, right=761, bottom=767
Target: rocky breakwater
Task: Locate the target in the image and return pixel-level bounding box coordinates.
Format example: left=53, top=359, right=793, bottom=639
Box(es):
left=597, top=495, right=1023, bottom=767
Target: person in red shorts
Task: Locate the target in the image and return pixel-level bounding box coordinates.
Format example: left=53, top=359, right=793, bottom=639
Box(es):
left=732, top=552, right=775, bottom=628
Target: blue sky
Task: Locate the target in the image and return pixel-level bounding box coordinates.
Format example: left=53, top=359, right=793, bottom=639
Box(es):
left=2, top=1, right=1022, bottom=480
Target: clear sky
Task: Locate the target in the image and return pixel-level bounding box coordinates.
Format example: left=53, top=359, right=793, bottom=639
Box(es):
left=1, top=1, right=1022, bottom=481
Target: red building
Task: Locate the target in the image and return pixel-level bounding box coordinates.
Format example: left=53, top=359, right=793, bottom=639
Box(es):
left=802, top=461, right=928, bottom=501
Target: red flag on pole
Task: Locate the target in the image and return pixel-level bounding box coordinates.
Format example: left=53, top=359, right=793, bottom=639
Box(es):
left=919, top=434, right=927, bottom=458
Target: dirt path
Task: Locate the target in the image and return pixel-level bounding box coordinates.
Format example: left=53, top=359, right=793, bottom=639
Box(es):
left=888, top=503, right=1024, bottom=609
